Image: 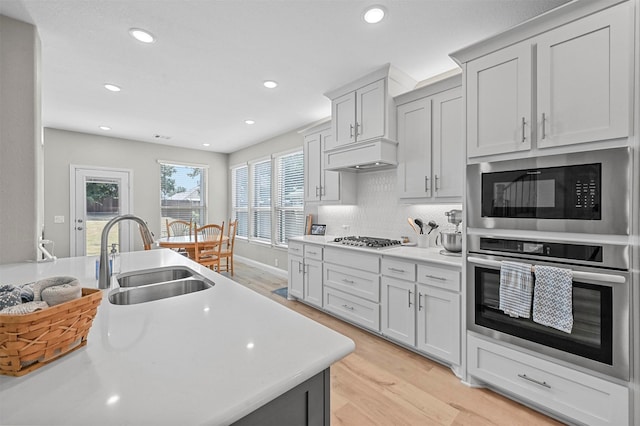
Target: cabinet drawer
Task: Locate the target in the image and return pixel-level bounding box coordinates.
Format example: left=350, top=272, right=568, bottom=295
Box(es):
left=288, top=241, right=304, bottom=256
left=324, top=263, right=380, bottom=302
left=324, top=287, right=380, bottom=332
left=324, top=247, right=379, bottom=273
left=381, top=258, right=416, bottom=281
left=468, top=334, right=628, bottom=426
left=417, top=264, right=460, bottom=291
left=304, top=245, right=323, bottom=261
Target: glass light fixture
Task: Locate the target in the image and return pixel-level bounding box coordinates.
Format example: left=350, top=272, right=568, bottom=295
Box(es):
left=245, top=119, right=255, bottom=125
left=363, top=6, right=386, bottom=24
left=129, top=28, right=155, bottom=43
left=202, top=143, right=211, bottom=147
left=263, top=80, right=278, bottom=89
left=99, top=126, right=111, bottom=131
left=104, top=84, right=121, bottom=92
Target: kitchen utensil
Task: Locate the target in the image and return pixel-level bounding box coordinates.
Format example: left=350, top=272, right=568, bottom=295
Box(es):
left=427, top=220, right=439, bottom=234
left=407, top=218, right=420, bottom=234
left=440, top=231, right=462, bottom=252
left=414, top=218, right=424, bottom=234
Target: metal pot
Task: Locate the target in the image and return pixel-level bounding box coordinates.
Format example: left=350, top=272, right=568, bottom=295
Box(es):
left=440, top=231, right=462, bottom=252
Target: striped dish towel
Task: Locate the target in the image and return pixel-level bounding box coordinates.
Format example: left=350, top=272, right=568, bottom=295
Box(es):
left=533, top=266, right=573, bottom=333
left=499, top=261, right=533, bottom=318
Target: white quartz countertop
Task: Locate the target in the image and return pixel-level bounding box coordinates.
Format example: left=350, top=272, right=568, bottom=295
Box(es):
left=289, top=236, right=463, bottom=268
left=0, top=250, right=355, bottom=425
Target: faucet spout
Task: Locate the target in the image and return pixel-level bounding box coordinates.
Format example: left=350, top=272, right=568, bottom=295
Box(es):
left=98, top=214, right=155, bottom=289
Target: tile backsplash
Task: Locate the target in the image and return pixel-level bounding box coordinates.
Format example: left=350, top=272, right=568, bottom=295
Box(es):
left=314, top=169, right=462, bottom=244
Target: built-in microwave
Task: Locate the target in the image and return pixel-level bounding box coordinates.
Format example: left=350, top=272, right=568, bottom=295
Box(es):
left=467, top=147, right=630, bottom=235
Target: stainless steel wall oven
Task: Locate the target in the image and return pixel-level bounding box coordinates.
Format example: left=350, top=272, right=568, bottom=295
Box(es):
left=467, top=235, right=630, bottom=380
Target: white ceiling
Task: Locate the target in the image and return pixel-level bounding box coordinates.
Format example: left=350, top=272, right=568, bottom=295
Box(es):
left=1, top=0, right=570, bottom=154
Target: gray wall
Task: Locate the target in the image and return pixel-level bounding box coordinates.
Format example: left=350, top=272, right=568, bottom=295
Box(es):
left=44, top=128, right=228, bottom=257
left=0, top=15, right=43, bottom=264
left=228, top=128, right=304, bottom=272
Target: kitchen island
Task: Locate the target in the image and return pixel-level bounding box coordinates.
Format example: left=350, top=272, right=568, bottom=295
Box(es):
left=0, top=249, right=355, bottom=425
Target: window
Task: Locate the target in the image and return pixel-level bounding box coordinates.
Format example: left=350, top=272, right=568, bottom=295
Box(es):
left=275, top=151, right=304, bottom=245
left=231, top=149, right=304, bottom=247
left=231, top=165, right=248, bottom=238
left=160, top=162, right=207, bottom=237
left=251, top=159, right=272, bottom=242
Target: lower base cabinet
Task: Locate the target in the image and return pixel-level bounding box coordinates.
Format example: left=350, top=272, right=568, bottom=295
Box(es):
left=416, top=285, right=460, bottom=364
left=468, top=334, right=629, bottom=426
left=232, top=368, right=330, bottom=426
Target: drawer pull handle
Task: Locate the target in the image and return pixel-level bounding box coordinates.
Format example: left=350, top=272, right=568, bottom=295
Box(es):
left=418, top=292, right=423, bottom=311
left=342, top=304, right=355, bottom=311
left=425, top=274, right=446, bottom=281
left=517, top=374, right=551, bottom=389
left=389, top=267, right=406, bottom=273
left=342, top=278, right=355, bottom=284
left=307, top=251, right=317, bottom=255
left=408, top=290, right=413, bottom=308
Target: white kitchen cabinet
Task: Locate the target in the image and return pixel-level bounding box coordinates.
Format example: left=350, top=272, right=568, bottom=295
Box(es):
left=416, top=284, right=460, bottom=364
left=287, top=242, right=323, bottom=308
left=331, top=79, right=385, bottom=147
left=396, top=80, right=463, bottom=201
left=303, top=123, right=356, bottom=204
left=466, top=42, right=532, bottom=158
left=381, top=277, right=416, bottom=346
left=461, top=1, right=631, bottom=158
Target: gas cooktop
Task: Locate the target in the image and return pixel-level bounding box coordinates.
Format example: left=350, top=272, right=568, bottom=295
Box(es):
left=333, top=236, right=401, bottom=249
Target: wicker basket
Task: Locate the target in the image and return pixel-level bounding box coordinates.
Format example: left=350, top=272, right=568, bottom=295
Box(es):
left=0, top=288, right=102, bottom=376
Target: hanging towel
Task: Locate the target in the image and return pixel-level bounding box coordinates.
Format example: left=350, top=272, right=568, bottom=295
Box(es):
left=533, top=266, right=573, bottom=333
left=499, top=261, right=533, bottom=318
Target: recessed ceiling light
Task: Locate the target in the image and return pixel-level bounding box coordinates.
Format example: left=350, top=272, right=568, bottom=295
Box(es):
left=99, top=126, right=111, bottom=131
left=363, top=6, right=386, bottom=24
left=104, top=83, right=121, bottom=92
left=263, top=80, right=278, bottom=89
left=245, top=120, right=255, bottom=125
left=129, top=28, right=155, bottom=43
left=202, top=143, right=210, bottom=147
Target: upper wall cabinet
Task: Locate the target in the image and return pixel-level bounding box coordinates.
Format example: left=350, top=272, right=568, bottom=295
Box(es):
left=325, top=65, right=417, bottom=150
left=395, top=76, right=463, bottom=202
left=453, top=0, right=632, bottom=159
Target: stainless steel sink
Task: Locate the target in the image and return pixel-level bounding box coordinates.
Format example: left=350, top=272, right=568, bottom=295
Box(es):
left=117, top=267, right=194, bottom=287
left=109, top=278, right=213, bottom=305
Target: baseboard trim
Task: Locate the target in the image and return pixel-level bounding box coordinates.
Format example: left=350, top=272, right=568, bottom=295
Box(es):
left=235, top=255, right=288, bottom=279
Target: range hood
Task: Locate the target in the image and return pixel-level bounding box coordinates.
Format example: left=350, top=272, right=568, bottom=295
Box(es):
left=324, top=138, right=397, bottom=172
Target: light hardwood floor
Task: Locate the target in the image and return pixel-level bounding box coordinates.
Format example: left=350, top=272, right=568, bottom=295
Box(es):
left=224, top=261, right=563, bottom=426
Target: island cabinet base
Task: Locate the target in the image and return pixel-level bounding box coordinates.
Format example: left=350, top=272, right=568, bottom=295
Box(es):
left=233, top=368, right=330, bottom=426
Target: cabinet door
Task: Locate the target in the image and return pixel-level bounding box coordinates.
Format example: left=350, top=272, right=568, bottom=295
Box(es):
left=536, top=2, right=630, bottom=149
left=303, top=133, right=321, bottom=202
left=356, top=79, right=385, bottom=142
left=396, top=97, right=432, bottom=198
left=467, top=41, right=532, bottom=157
left=381, top=277, right=416, bottom=346
left=304, top=259, right=323, bottom=307
left=432, top=87, right=463, bottom=199
left=416, top=284, right=460, bottom=364
left=320, top=131, right=341, bottom=202
left=332, top=92, right=356, bottom=147
left=288, top=255, right=304, bottom=299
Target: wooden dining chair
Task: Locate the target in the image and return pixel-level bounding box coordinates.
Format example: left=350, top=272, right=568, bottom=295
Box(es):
left=166, top=219, right=192, bottom=237
left=194, top=223, right=224, bottom=271
left=219, top=219, right=238, bottom=276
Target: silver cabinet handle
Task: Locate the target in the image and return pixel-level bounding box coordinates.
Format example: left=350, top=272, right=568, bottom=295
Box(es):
left=342, top=304, right=355, bottom=311
left=541, top=113, right=546, bottom=140
left=355, top=122, right=361, bottom=136
left=418, top=292, right=423, bottom=311
left=76, top=227, right=83, bottom=231
left=342, top=278, right=355, bottom=284
left=315, top=186, right=319, bottom=197
left=298, top=262, right=302, bottom=274
left=349, top=124, right=354, bottom=139
left=388, top=267, right=406, bottom=273
left=408, top=290, right=413, bottom=308
left=424, top=176, right=430, bottom=193
left=290, top=247, right=300, bottom=252
left=521, top=117, right=526, bottom=143
left=434, top=174, right=440, bottom=191
left=517, top=374, right=551, bottom=389
left=307, top=251, right=317, bottom=255
left=425, top=274, right=446, bottom=281
left=320, top=186, right=325, bottom=196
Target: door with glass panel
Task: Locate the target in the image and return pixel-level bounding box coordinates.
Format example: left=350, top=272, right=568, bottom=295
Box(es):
left=72, top=167, right=131, bottom=256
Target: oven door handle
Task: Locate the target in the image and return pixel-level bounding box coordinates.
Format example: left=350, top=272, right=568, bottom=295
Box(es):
left=467, top=256, right=626, bottom=284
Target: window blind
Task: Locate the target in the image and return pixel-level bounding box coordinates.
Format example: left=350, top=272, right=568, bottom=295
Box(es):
left=231, top=165, right=249, bottom=238
left=275, top=151, right=304, bottom=245
left=251, top=160, right=272, bottom=241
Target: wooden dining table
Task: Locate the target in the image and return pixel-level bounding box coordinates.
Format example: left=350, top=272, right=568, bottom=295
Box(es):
left=157, top=234, right=228, bottom=259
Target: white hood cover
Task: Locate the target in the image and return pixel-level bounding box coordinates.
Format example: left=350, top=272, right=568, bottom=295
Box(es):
left=323, top=138, right=397, bottom=171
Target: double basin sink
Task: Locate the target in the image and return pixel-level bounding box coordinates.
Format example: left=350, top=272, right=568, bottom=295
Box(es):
left=109, top=266, right=214, bottom=305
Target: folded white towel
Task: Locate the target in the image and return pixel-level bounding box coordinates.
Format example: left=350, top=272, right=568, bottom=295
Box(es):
left=0, top=301, right=49, bottom=315
left=33, top=276, right=81, bottom=306
left=499, top=261, right=533, bottom=318
left=533, top=265, right=573, bottom=333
